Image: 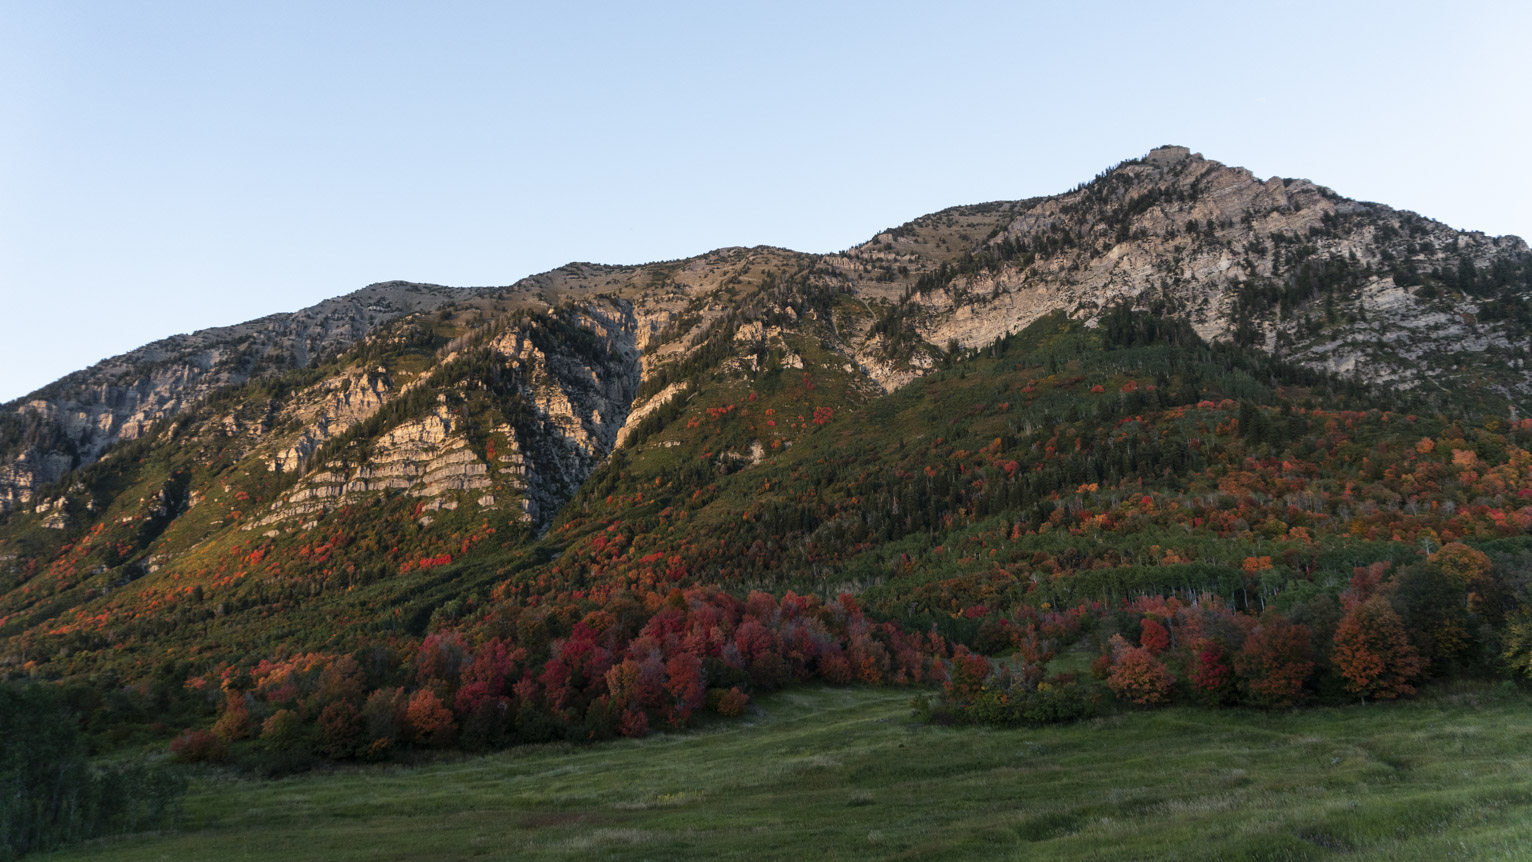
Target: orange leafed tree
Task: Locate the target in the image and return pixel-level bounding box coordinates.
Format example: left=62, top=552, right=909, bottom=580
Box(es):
left=716, top=686, right=749, bottom=717
left=1107, top=645, right=1174, bottom=705
left=1429, top=542, right=1492, bottom=585
left=406, top=689, right=456, bottom=747
left=1332, top=595, right=1421, bottom=702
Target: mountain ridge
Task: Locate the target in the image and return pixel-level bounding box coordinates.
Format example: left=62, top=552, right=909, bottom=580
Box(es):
left=2, top=146, right=1531, bottom=693
left=5, top=146, right=1530, bottom=516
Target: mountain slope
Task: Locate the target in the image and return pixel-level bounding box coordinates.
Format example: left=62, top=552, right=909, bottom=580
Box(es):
left=2, top=145, right=1530, bottom=692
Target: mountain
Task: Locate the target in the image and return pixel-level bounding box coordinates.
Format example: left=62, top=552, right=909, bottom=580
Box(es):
left=2, top=146, right=1530, bottom=739
left=7, top=146, right=1529, bottom=520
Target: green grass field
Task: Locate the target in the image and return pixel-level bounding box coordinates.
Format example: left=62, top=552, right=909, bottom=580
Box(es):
left=48, top=684, right=1532, bottom=861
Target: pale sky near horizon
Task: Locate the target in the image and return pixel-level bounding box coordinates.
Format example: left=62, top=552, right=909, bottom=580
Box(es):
left=2, top=1, right=1529, bottom=402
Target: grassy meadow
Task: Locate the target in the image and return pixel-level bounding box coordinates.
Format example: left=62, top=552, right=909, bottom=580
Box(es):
left=47, top=684, right=1532, bottom=861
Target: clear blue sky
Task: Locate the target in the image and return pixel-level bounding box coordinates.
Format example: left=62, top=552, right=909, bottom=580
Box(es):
left=3, top=1, right=1529, bottom=401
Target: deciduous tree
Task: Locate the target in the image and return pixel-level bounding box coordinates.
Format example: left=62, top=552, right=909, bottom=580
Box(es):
left=1234, top=615, right=1313, bottom=708
left=1332, top=595, right=1422, bottom=701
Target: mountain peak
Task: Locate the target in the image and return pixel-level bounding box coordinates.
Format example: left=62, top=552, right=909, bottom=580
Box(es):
left=1144, top=144, right=1199, bottom=165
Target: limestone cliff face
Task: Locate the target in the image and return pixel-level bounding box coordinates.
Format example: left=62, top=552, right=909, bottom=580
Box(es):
left=485, top=301, right=643, bottom=527
left=244, top=300, right=643, bottom=535
left=0, top=282, right=468, bottom=511
left=265, top=367, right=398, bottom=475
left=248, top=404, right=493, bottom=534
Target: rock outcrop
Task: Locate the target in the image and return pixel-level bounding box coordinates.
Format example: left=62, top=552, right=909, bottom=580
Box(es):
left=267, top=368, right=395, bottom=474
left=830, top=146, right=1530, bottom=407
left=245, top=299, right=643, bottom=533
left=0, top=282, right=468, bottom=511
left=487, top=302, right=643, bottom=527
left=249, top=404, right=493, bottom=532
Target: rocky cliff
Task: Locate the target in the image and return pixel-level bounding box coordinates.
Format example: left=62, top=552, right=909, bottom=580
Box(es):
left=0, top=282, right=470, bottom=511
left=228, top=299, right=643, bottom=538
left=830, top=146, right=1531, bottom=410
